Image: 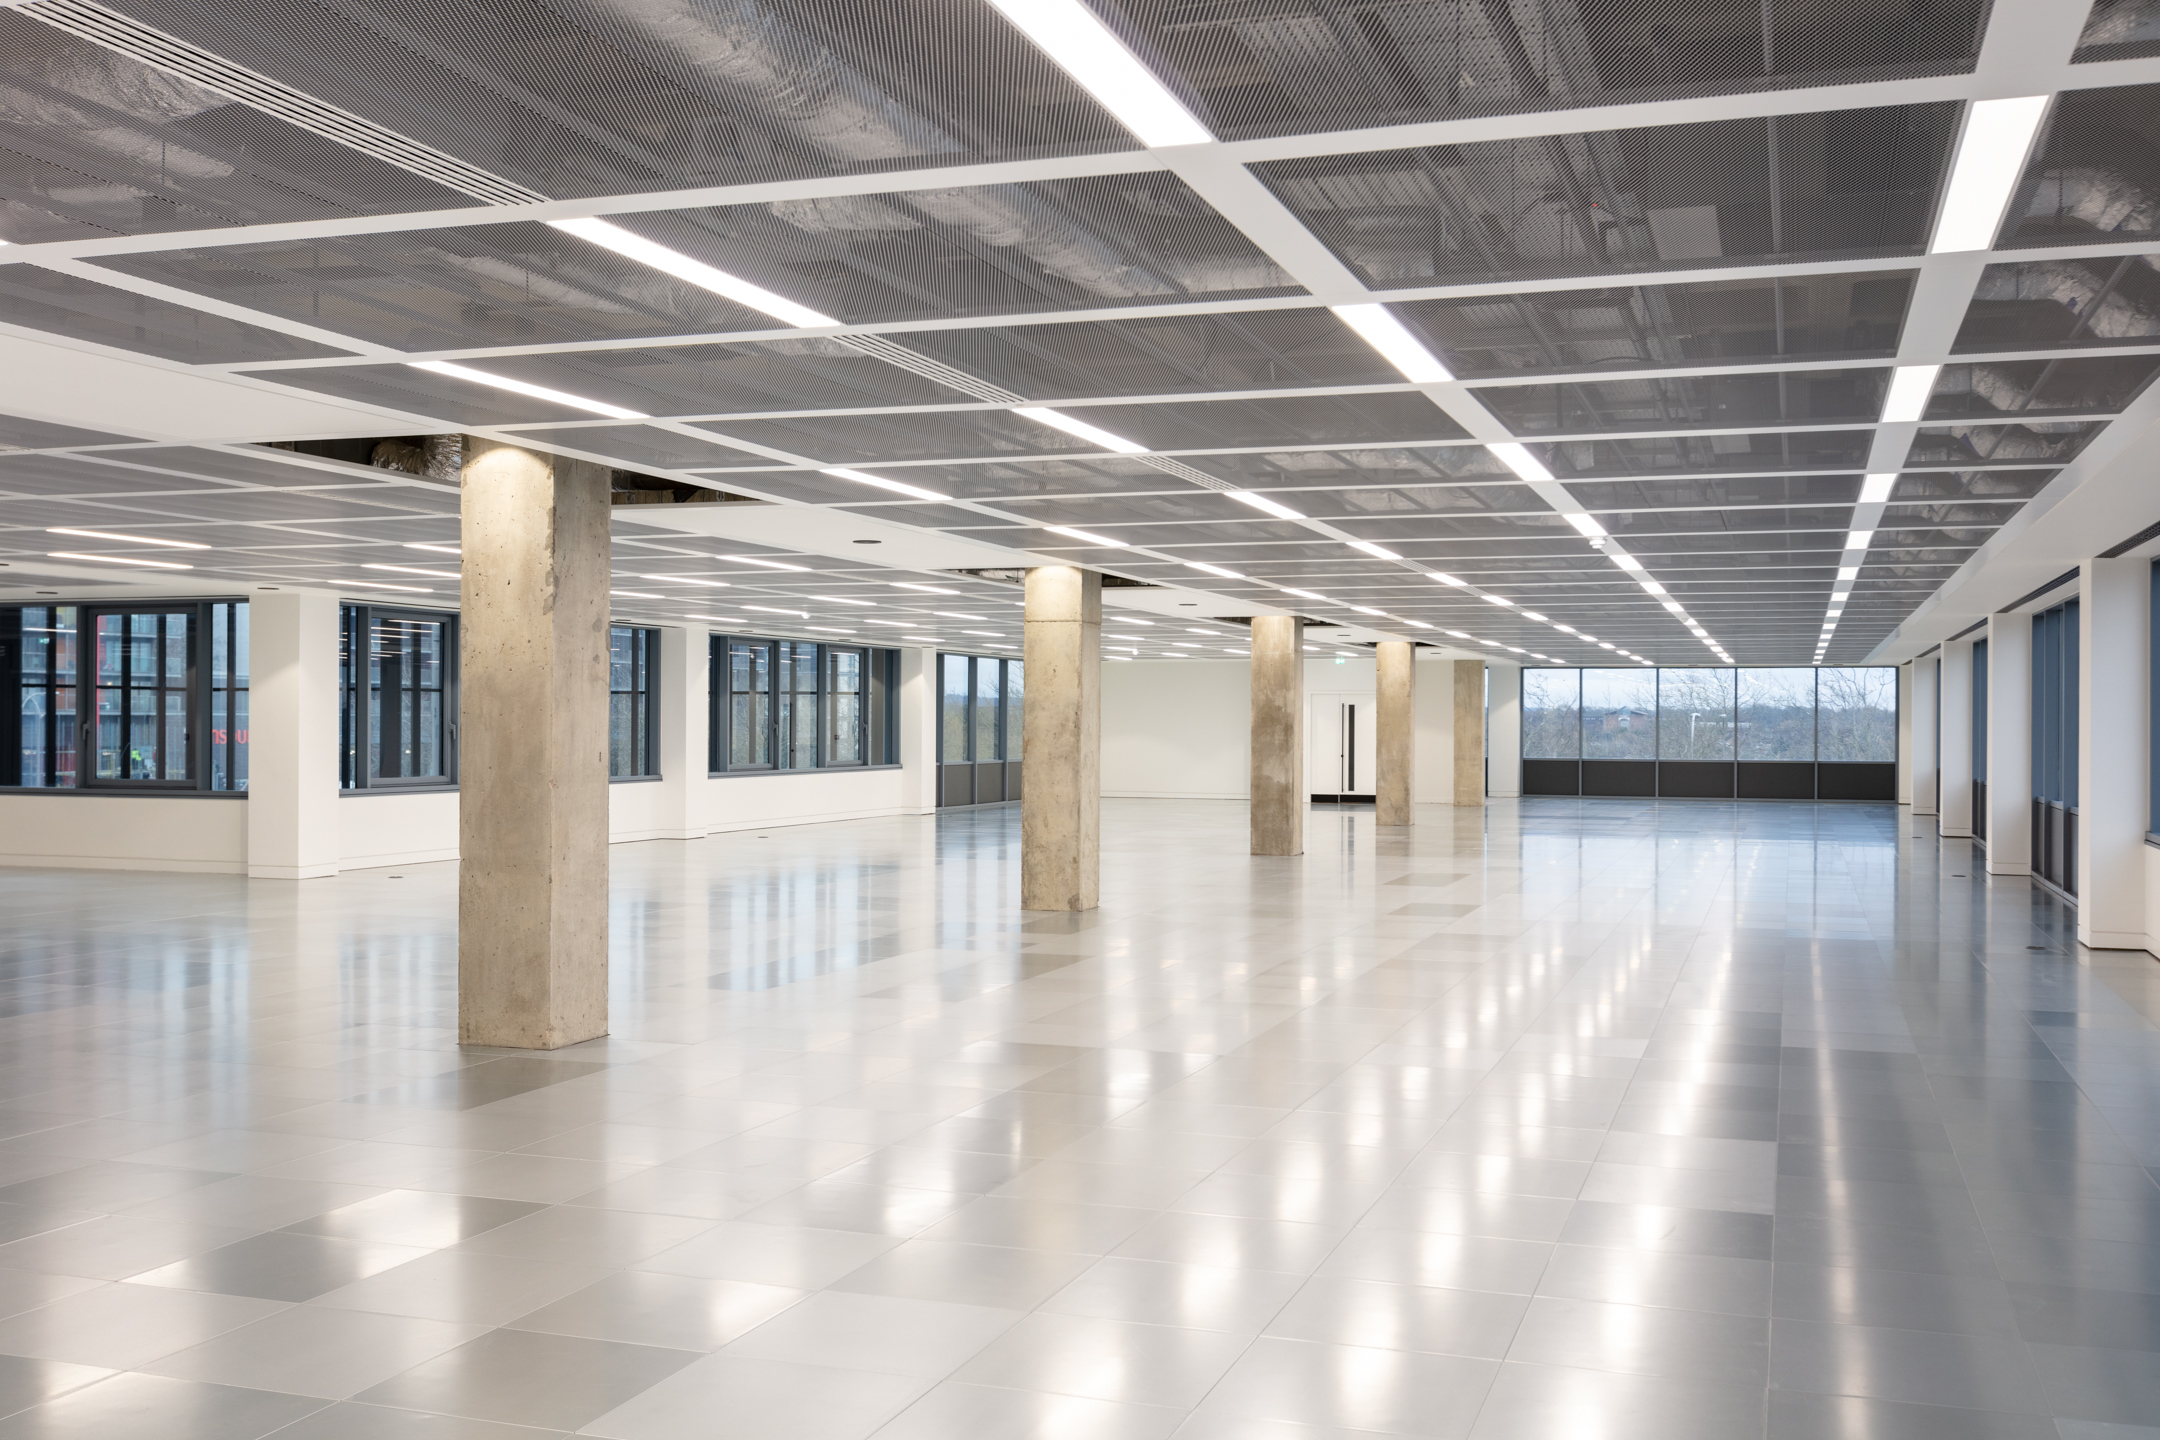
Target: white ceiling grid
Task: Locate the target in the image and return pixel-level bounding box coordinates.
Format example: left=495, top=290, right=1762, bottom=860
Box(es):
left=0, top=0, right=2153, bottom=663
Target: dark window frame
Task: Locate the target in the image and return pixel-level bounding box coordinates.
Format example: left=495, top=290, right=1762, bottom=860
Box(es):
left=609, top=625, right=660, bottom=781
left=0, top=599, right=247, bottom=796
left=708, top=635, right=899, bottom=776
left=340, top=603, right=459, bottom=793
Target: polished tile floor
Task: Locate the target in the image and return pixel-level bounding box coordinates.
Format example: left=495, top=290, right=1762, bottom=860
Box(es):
left=0, top=798, right=2154, bottom=1438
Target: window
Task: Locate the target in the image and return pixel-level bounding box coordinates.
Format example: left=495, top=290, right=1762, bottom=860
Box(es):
left=1817, top=667, right=1897, bottom=762
left=1738, top=669, right=1816, bottom=760
left=709, top=636, right=897, bottom=773
left=2, top=601, right=245, bottom=794
left=1582, top=668, right=1656, bottom=760
left=2031, top=601, right=2079, bottom=810
left=1522, top=669, right=1581, bottom=759
left=2151, top=562, right=2160, bottom=838
left=937, top=653, right=1023, bottom=763
left=340, top=605, right=456, bottom=790
left=1657, top=669, right=1736, bottom=759
left=609, top=626, right=658, bottom=779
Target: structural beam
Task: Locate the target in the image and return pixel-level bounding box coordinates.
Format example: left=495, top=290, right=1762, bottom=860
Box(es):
left=1022, top=567, right=1101, bottom=910
left=1250, top=615, right=1304, bottom=855
left=458, top=436, right=612, bottom=1050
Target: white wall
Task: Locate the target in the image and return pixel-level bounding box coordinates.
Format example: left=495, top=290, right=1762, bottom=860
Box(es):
left=1103, top=654, right=1464, bottom=801
left=0, top=795, right=249, bottom=874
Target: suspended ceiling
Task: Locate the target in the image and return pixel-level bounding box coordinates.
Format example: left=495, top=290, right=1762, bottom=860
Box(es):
left=0, top=0, right=2157, bottom=665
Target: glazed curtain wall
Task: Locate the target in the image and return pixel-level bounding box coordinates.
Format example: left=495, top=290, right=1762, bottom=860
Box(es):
left=1523, top=666, right=1897, bottom=799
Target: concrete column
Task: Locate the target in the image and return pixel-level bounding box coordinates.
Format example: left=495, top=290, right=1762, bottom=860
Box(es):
left=1250, top=614, right=1304, bottom=855
left=1911, top=655, right=1939, bottom=817
left=2080, top=559, right=2148, bottom=947
left=1487, top=663, right=1521, bottom=799
left=246, top=589, right=341, bottom=879
left=639, top=625, right=704, bottom=841
left=1897, top=663, right=1914, bottom=805
left=899, top=647, right=939, bottom=815
left=1939, top=641, right=1974, bottom=838
left=1452, top=660, right=1486, bottom=805
left=1022, top=567, right=1100, bottom=909
left=458, top=437, right=611, bottom=1050
left=1985, top=612, right=2032, bottom=876
left=1374, top=641, right=1414, bottom=827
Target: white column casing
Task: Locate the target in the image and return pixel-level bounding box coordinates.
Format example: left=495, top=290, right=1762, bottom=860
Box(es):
left=1486, top=663, right=1522, bottom=799
left=899, top=647, right=939, bottom=814
left=245, top=589, right=341, bottom=880
left=646, top=625, right=704, bottom=841
left=1897, top=663, right=1914, bottom=806
left=2079, top=558, right=2148, bottom=948
left=1984, top=613, right=2032, bottom=876
left=1938, top=640, right=1974, bottom=839
left=1911, top=656, right=1939, bottom=818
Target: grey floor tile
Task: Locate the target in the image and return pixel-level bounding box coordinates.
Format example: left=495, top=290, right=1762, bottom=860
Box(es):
left=506, top=1270, right=801, bottom=1351
left=252, top=1401, right=570, bottom=1438
left=1768, top=1317, right=2047, bottom=1415
left=1193, top=1335, right=1498, bottom=1437
left=1766, top=1391, right=2060, bottom=1440
left=138, top=1306, right=487, bottom=1399
left=1505, top=1295, right=1768, bottom=1384
left=1771, top=1264, right=2021, bottom=1337
left=1467, top=1362, right=1766, bottom=1440
left=2030, top=1341, right=2160, bottom=1425
left=0, top=1372, right=326, bottom=1439
left=127, top=1231, right=430, bottom=1303
left=354, top=1328, right=700, bottom=1430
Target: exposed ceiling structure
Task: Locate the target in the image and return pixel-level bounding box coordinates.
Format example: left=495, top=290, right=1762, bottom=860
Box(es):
left=1, top=0, right=2157, bottom=665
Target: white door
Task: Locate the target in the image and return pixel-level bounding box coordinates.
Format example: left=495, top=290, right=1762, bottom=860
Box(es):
left=1308, top=691, right=1377, bottom=798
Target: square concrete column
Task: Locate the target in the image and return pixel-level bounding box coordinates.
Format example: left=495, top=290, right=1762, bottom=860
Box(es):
left=640, top=625, right=704, bottom=841
left=1250, top=614, right=1304, bottom=855
left=1487, top=663, right=1521, bottom=799
left=1985, top=612, right=2032, bottom=876
left=1939, top=640, right=1974, bottom=838
left=1374, top=640, right=1414, bottom=827
left=1022, top=567, right=1100, bottom=909
left=458, top=437, right=612, bottom=1049
left=1452, top=660, right=1486, bottom=805
left=1911, top=656, right=1939, bottom=817
left=2080, top=558, right=2148, bottom=947
left=246, top=590, right=341, bottom=879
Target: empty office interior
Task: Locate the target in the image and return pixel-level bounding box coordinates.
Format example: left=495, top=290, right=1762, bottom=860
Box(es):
left=1, top=0, right=2160, bottom=1435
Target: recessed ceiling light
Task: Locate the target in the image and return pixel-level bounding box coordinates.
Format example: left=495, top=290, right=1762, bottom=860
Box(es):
left=1484, top=595, right=1514, bottom=607
left=1347, top=540, right=1399, bottom=560
left=407, top=360, right=645, bottom=419
left=405, top=542, right=463, bottom=555
left=1845, top=531, right=1874, bottom=550
left=1430, top=573, right=1466, bottom=587
left=354, top=581, right=431, bottom=592
left=1185, top=561, right=1243, bottom=579
left=48, top=551, right=191, bottom=570
left=1282, top=588, right=1330, bottom=601
left=610, top=590, right=661, bottom=599
left=644, top=574, right=730, bottom=588
left=723, top=555, right=808, bottom=571
left=742, top=604, right=808, bottom=616
left=363, top=563, right=458, bottom=578
left=1859, top=474, right=1897, bottom=504
left=548, top=216, right=837, bottom=327
left=1881, top=365, right=1941, bottom=423
left=1111, top=616, right=1154, bottom=625
left=820, top=467, right=947, bottom=502
left=811, top=595, right=876, bottom=607
left=1015, top=407, right=1146, bottom=454
left=1227, top=491, right=1305, bottom=520
left=1563, top=512, right=1607, bottom=538
left=1043, top=524, right=1127, bottom=548
left=982, top=0, right=1212, bottom=146
left=46, top=527, right=206, bottom=550
left=1330, top=304, right=1452, bottom=383
left=1350, top=605, right=1385, bottom=616
left=1487, top=442, right=1555, bottom=485
left=1931, top=95, right=2051, bottom=253
left=891, top=582, right=958, bottom=594
left=933, top=612, right=987, bottom=621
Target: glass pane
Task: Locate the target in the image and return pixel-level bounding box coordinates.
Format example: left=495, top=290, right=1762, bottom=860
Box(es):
left=1738, top=668, right=1817, bottom=760
left=941, top=654, right=969, bottom=763
left=1818, top=667, right=1897, bottom=762
left=827, top=649, right=863, bottom=766
left=1004, top=659, right=1024, bottom=759
left=974, top=656, right=1000, bottom=761
left=1582, top=668, right=1656, bottom=760
left=610, top=692, right=634, bottom=776
left=1521, top=669, right=1581, bottom=759
left=370, top=616, right=447, bottom=779
left=1657, top=669, right=1735, bottom=759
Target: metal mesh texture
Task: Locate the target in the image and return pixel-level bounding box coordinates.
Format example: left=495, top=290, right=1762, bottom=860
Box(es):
left=1103, top=0, right=1985, bottom=140
left=860, top=454, right=1236, bottom=501
left=1053, top=393, right=1465, bottom=451
left=1562, top=472, right=1864, bottom=510
left=1532, top=430, right=1874, bottom=476
left=105, top=0, right=1134, bottom=201
left=2009, top=84, right=2160, bottom=248
left=1890, top=469, right=2058, bottom=502
left=0, top=415, right=143, bottom=450
left=91, top=222, right=777, bottom=351
left=2074, top=0, right=2160, bottom=61
left=1954, top=257, right=2160, bottom=351
left=690, top=408, right=1094, bottom=465
left=1401, top=272, right=1913, bottom=377
left=896, top=310, right=1402, bottom=400
left=0, top=10, right=477, bottom=243
left=0, top=265, right=348, bottom=363
left=1255, top=103, right=1956, bottom=289
left=0, top=452, right=236, bottom=497
left=1920, top=356, right=2160, bottom=420
left=511, top=424, right=767, bottom=469
left=1477, top=368, right=1888, bottom=434
left=624, top=173, right=1298, bottom=325
left=1187, top=444, right=1514, bottom=488
left=1905, top=423, right=2101, bottom=467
